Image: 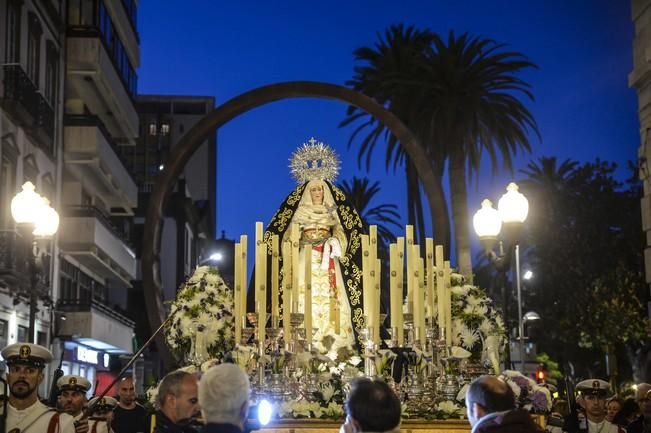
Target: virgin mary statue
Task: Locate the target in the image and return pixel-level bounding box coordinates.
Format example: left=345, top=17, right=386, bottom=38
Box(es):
left=259, top=138, right=366, bottom=353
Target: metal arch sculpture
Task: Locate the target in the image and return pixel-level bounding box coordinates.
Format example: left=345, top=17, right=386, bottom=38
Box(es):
left=142, top=81, right=443, bottom=367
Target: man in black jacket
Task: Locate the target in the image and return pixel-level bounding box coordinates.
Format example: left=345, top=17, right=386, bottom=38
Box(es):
left=153, top=370, right=200, bottom=433
left=465, top=375, right=545, bottom=433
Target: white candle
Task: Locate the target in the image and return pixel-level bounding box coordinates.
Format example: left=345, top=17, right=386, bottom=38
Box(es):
left=374, top=257, right=381, bottom=345
left=396, top=237, right=405, bottom=344
left=412, top=246, right=424, bottom=341
left=271, top=234, right=279, bottom=323
left=282, top=239, right=291, bottom=343
left=389, top=244, right=403, bottom=343
left=234, top=242, right=242, bottom=343
left=405, top=225, right=414, bottom=305
left=240, top=235, right=248, bottom=327
left=290, top=224, right=300, bottom=310
left=361, top=234, right=371, bottom=330
left=444, top=260, right=452, bottom=346
left=425, top=238, right=434, bottom=323
left=255, top=222, right=267, bottom=343
left=435, top=245, right=445, bottom=333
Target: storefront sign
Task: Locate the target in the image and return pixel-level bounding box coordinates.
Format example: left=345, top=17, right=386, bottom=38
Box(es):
left=77, top=346, right=99, bottom=365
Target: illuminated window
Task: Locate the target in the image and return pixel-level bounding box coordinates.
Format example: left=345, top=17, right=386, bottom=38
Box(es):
left=148, top=122, right=157, bottom=136
left=160, top=123, right=170, bottom=135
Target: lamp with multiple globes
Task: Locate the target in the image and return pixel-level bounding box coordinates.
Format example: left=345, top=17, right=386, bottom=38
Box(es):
left=10, top=182, right=60, bottom=343
left=473, top=182, right=530, bottom=371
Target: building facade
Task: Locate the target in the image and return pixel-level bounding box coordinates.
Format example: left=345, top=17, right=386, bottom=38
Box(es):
left=55, top=0, right=141, bottom=392
left=0, top=0, right=66, bottom=394
left=120, top=95, right=216, bottom=376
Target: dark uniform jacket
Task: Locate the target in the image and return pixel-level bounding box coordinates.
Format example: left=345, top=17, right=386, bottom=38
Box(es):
left=473, top=409, right=546, bottom=433
left=200, top=423, right=243, bottom=433
left=153, top=410, right=201, bottom=433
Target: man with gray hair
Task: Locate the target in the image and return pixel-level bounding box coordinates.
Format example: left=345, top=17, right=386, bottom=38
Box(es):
left=153, top=370, right=200, bottom=433
left=198, top=364, right=250, bottom=433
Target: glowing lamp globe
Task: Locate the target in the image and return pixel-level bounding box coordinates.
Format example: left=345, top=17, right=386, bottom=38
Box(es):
left=473, top=199, right=502, bottom=239
left=11, top=182, right=42, bottom=225
left=32, top=198, right=60, bottom=237
left=497, top=182, right=529, bottom=224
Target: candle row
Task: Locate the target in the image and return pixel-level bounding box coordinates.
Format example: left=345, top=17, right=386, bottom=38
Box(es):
left=387, top=226, right=452, bottom=346
left=232, top=223, right=453, bottom=348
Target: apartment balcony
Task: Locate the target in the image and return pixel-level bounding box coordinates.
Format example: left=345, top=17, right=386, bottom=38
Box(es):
left=64, top=115, right=137, bottom=214
left=1, top=64, right=55, bottom=155
left=58, top=206, right=136, bottom=288
left=66, top=36, right=138, bottom=144
left=57, top=298, right=135, bottom=353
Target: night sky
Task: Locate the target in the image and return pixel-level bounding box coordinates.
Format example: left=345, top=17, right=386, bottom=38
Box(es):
left=137, top=1, right=639, bottom=264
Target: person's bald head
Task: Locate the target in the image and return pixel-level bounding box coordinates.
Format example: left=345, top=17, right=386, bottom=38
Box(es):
left=465, top=376, right=516, bottom=426
left=636, top=383, right=651, bottom=418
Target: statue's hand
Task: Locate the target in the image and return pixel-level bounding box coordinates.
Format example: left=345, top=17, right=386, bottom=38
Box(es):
left=327, top=237, right=342, bottom=258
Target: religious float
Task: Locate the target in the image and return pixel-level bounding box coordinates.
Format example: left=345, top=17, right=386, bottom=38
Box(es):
left=152, top=139, right=551, bottom=433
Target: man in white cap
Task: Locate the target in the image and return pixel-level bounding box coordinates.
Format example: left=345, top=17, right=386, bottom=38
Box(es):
left=574, top=379, right=624, bottom=433
left=1, top=342, right=75, bottom=433
left=58, top=374, right=92, bottom=421
left=87, top=396, right=117, bottom=433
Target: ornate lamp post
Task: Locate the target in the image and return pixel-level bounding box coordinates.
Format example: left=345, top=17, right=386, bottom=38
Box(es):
left=473, top=182, right=529, bottom=371
left=10, top=182, right=59, bottom=343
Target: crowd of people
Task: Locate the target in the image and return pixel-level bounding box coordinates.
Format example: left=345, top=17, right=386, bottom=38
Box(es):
left=4, top=341, right=651, bottom=433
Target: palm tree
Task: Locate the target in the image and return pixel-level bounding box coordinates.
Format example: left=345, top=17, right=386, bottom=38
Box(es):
left=419, top=31, right=539, bottom=277
left=338, top=176, right=402, bottom=249
left=343, top=27, right=538, bottom=279
left=519, top=156, right=578, bottom=204
left=341, top=24, right=451, bottom=252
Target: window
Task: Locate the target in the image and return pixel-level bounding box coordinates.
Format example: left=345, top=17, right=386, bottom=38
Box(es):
left=148, top=122, right=157, bottom=136
left=0, top=320, right=8, bottom=350
left=17, top=326, right=28, bottom=343
left=160, top=123, right=170, bottom=136
left=0, top=137, right=18, bottom=229
left=67, top=0, right=97, bottom=27
left=37, top=331, right=47, bottom=347
left=44, top=42, right=58, bottom=105
left=27, top=13, right=43, bottom=87
left=5, top=0, right=22, bottom=63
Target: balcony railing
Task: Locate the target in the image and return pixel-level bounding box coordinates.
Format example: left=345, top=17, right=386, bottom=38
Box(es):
left=2, top=64, right=55, bottom=155
left=63, top=205, right=133, bottom=248
left=2, top=64, right=40, bottom=122
left=64, top=114, right=136, bottom=184
left=57, top=298, right=135, bottom=329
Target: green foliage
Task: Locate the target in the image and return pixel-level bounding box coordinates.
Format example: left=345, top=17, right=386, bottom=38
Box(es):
left=536, top=352, right=563, bottom=381
left=519, top=157, right=649, bottom=377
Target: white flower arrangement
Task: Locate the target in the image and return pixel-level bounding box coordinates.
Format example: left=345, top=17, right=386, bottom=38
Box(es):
left=165, top=266, right=235, bottom=362
left=449, top=273, right=506, bottom=361
left=436, top=400, right=466, bottom=418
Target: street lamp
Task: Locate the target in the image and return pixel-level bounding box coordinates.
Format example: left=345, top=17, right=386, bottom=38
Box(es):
left=473, top=182, right=529, bottom=371
left=522, top=311, right=541, bottom=339
left=11, top=181, right=59, bottom=343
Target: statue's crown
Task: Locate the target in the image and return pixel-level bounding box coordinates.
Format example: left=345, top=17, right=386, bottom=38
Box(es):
left=289, top=137, right=340, bottom=184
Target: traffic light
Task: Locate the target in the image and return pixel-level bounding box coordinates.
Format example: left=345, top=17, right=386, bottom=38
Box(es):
left=536, top=367, right=545, bottom=383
